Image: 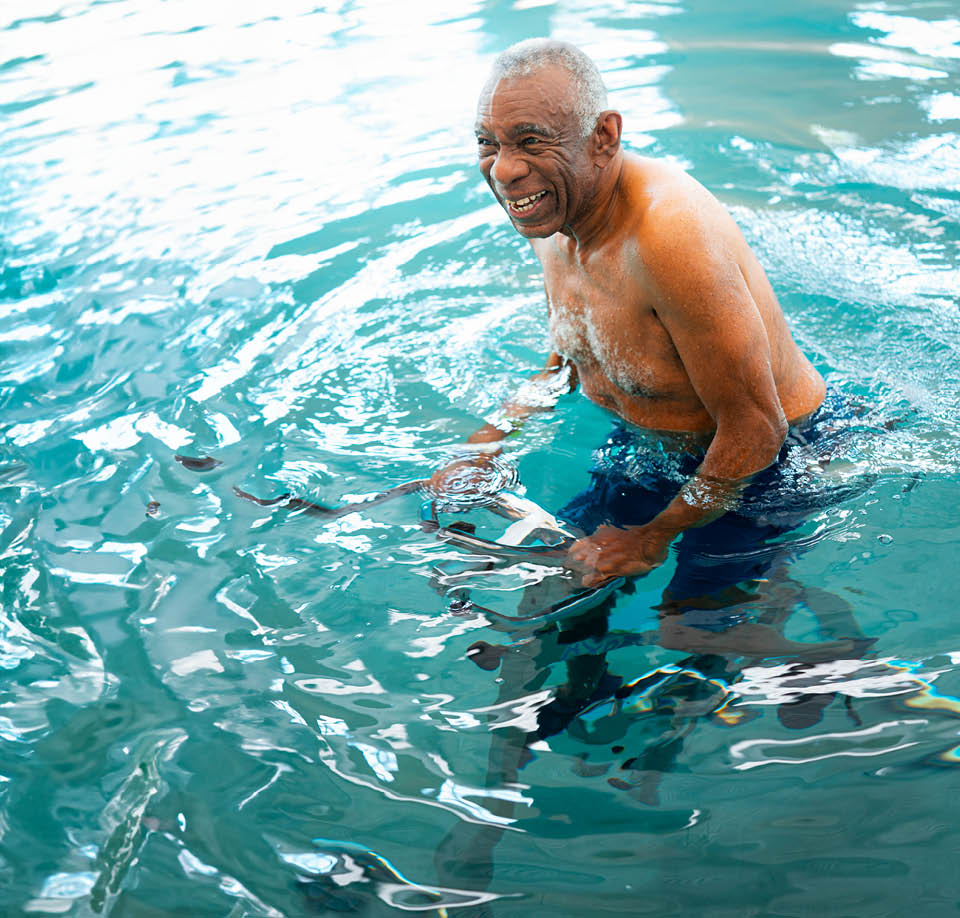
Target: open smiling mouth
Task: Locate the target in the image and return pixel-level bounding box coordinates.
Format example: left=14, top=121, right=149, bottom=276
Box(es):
left=506, top=190, right=548, bottom=218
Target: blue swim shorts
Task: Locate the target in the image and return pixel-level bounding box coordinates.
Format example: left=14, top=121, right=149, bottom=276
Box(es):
left=558, top=389, right=877, bottom=622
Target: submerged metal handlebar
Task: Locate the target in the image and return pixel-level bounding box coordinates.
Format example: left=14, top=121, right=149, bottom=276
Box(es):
left=422, top=490, right=625, bottom=626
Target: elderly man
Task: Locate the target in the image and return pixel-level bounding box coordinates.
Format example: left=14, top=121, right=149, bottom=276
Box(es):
left=437, top=39, right=827, bottom=598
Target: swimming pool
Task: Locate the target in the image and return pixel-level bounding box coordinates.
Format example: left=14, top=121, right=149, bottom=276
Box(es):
left=2, top=0, right=959, bottom=914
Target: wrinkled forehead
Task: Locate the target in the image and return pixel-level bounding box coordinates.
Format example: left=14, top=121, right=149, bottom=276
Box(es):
left=475, top=66, right=578, bottom=133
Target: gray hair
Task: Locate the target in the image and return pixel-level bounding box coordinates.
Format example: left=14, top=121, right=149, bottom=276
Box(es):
left=488, top=39, right=608, bottom=138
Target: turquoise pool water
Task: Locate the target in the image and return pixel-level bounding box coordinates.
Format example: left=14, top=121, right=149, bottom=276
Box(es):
left=2, top=0, right=959, bottom=914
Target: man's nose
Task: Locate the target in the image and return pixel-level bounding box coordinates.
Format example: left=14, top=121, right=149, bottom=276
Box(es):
left=491, top=146, right=528, bottom=187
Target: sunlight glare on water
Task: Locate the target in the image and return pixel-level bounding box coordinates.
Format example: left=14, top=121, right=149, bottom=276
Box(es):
left=1, top=0, right=959, bottom=915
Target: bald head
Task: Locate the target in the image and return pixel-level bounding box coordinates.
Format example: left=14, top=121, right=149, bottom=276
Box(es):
left=486, top=39, right=608, bottom=138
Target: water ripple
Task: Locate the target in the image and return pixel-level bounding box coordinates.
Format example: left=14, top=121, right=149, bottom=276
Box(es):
left=3, top=0, right=960, bottom=914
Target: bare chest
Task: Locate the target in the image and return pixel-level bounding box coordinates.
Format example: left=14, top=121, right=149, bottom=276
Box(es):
left=542, top=256, right=683, bottom=399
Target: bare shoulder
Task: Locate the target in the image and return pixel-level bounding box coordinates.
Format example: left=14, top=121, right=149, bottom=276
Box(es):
left=626, top=155, right=740, bottom=255
left=621, top=155, right=751, bottom=298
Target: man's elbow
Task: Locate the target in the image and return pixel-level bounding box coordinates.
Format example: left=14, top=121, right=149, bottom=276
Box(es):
left=715, top=404, right=788, bottom=476
left=759, top=406, right=788, bottom=464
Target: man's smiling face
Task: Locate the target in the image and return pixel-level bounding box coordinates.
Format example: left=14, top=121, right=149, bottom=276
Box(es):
left=475, top=66, right=597, bottom=239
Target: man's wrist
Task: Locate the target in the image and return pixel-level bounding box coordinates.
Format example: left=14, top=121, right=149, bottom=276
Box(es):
left=626, top=520, right=681, bottom=549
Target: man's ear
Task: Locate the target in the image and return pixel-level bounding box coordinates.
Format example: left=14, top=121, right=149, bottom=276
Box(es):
left=593, top=110, right=622, bottom=163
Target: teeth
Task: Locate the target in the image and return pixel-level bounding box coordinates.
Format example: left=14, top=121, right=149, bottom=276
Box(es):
left=509, top=191, right=546, bottom=212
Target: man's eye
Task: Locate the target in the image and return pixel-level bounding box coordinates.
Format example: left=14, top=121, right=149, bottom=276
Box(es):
left=521, top=137, right=541, bottom=147
left=477, top=137, right=494, bottom=148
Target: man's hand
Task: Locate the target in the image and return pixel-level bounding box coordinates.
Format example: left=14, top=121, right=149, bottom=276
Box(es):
left=568, top=524, right=671, bottom=587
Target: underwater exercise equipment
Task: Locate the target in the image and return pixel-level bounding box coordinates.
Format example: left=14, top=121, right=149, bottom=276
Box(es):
left=232, top=479, right=424, bottom=518
left=233, top=477, right=625, bottom=627
left=421, top=489, right=626, bottom=627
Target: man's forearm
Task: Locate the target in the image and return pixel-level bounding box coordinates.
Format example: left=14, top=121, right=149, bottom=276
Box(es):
left=430, top=359, right=577, bottom=495
left=640, top=472, right=745, bottom=541
left=464, top=359, right=577, bottom=447
left=566, top=411, right=786, bottom=586
left=643, top=413, right=787, bottom=541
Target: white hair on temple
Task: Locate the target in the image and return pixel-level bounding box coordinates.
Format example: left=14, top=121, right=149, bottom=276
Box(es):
left=490, top=39, right=608, bottom=137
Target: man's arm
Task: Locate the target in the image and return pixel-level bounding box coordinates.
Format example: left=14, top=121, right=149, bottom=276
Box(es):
left=570, top=206, right=788, bottom=585
left=429, top=352, right=577, bottom=490
left=467, top=352, right=577, bottom=445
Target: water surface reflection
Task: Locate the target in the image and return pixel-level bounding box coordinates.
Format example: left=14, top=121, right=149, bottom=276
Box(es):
left=1, top=0, right=959, bottom=913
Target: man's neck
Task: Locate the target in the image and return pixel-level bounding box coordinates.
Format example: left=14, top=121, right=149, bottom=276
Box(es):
left=561, top=152, right=628, bottom=257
